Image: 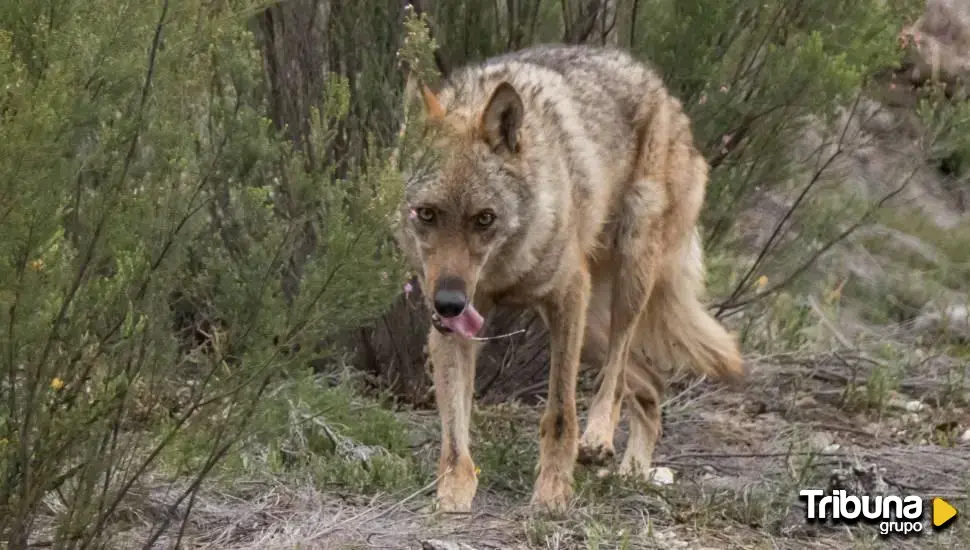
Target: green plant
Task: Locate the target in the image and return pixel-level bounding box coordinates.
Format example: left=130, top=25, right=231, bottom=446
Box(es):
left=0, top=1, right=408, bottom=546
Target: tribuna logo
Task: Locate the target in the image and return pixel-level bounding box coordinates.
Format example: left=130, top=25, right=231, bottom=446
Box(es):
left=800, top=489, right=924, bottom=536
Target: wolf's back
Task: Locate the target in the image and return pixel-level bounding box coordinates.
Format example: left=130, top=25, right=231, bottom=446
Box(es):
left=462, top=44, right=662, bottom=104
left=439, top=45, right=666, bottom=151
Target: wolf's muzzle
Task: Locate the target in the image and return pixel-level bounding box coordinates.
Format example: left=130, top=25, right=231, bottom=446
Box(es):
left=430, top=312, right=453, bottom=334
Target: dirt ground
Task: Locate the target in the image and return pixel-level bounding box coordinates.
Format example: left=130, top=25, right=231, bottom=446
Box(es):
left=146, top=347, right=969, bottom=550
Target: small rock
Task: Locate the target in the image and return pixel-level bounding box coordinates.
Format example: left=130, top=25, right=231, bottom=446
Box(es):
left=421, top=540, right=478, bottom=550
left=649, top=467, right=675, bottom=486
left=913, top=303, right=970, bottom=340
left=795, top=395, right=819, bottom=409
left=888, top=396, right=926, bottom=413
left=653, top=532, right=688, bottom=547
left=960, top=429, right=970, bottom=444
left=811, top=431, right=835, bottom=450
left=822, top=443, right=841, bottom=454
left=744, top=400, right=768, bottom=415
left=905, top=400, right=926, bottom=413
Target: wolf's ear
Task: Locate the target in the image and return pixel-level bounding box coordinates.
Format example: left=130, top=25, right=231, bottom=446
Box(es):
left=420, top=83, right=446, bottom=121
left=481, top=82, right=524, bottom=154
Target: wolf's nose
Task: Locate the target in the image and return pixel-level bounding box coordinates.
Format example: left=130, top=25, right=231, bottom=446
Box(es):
left=433, top=277, right=468, bottom=318
left=433, top=289, right=467, bottom=318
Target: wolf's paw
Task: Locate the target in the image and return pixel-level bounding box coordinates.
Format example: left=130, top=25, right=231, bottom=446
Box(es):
left=618, top=454, right=652, bottom=479
left=577, top=437, right=615, bottom=466
left=619, top=457, right=674, bottom=486
left=530, top=473, right=574, bottom=515
left=436, top=468, right=478, bottom=513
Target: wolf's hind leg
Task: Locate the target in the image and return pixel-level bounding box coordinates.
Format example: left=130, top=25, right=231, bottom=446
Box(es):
left=578, top=219, right=661, bottom=466
left=619, top=346, right=664, bottom=477
left=580, top=89, right=678, bottom=468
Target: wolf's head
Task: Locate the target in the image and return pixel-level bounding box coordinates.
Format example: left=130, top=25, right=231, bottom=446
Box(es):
left=398, top=80, right=531, bottom=338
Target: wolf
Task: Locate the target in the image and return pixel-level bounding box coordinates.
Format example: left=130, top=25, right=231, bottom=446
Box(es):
left=394, top=44, right=744, bottom=514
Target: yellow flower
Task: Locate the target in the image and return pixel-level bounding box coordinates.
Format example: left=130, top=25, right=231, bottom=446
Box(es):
left=29, top=259, right=44, bottom=272
left=756, top=275, right=768, bottom=290
left=474, top=466, right=481, bottom=477
left=50, top=377, right=64, bottom=391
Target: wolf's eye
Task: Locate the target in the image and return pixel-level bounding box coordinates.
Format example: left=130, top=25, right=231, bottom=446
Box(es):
left=474, top=210, right=496, bottom=229
left=415, top=207, right=436, bottom=223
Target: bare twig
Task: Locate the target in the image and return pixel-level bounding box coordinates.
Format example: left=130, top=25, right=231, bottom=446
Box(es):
left=715, top=92, right=865, bottom=317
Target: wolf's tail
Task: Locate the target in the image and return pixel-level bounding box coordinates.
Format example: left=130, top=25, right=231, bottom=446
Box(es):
left=634, top=230, right=744, bottom=382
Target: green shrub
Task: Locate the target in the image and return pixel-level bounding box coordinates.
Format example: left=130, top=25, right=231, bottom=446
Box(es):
left=0, top=1, right=406, bottom=546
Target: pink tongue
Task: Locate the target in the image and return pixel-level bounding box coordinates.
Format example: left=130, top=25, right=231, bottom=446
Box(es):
left=440, top=304, right=485, bottom=338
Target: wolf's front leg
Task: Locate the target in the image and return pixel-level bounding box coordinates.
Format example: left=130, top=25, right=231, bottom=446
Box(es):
left=532, top=266, right=591, bottom=513
left=429, top=327, right=482, bottom=512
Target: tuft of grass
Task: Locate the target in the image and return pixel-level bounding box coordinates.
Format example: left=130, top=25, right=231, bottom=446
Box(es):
left=159, top=368, right=429, bottom=496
